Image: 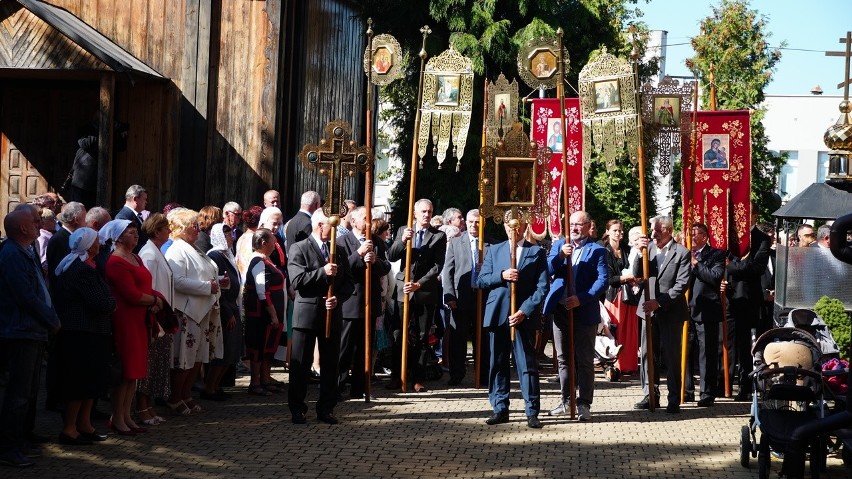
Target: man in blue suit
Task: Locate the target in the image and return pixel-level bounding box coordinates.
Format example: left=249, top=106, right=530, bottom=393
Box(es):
left=477, top=215, right=549, bottom=429
left=542, top=211, right=608, bottom=422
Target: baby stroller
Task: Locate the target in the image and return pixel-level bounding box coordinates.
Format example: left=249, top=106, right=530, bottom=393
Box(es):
left=783, top=308, right=842, bottom=361
left=596, top=302, right=622, bottom=382
left=739, top=327, right=826, bottom=479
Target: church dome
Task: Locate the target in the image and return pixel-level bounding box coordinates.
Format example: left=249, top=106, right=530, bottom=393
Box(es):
left=824, top=100, right=852, bottom=151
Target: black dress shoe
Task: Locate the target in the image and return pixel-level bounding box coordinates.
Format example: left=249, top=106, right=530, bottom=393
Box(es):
left=527, top=416, right=543, bottom=429
left=683, top=393, right=695, bottom=403
left=79, top=431, right=108, bottom=442
left=317, top=412, right=338, bottom=425
left=58, top=432, right=93, bottom=446
left=633, top=396, right=660, bottom=410
left=485, top=412, right=510, bottom=425
left=291, top=412, right=307, bottom=424
left=666, top=404, right=680, bottom=414
left=696, top=397, right=715, bottom=407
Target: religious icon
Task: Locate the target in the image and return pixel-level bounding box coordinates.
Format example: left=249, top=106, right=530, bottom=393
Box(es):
left=593, top=79, right=621, bottom=113
left=653, top=96, right=680, bottom=126
left=546, top=118, right=563, bottom=152
left=530, top=50, right=557, bottom=79
left=435, top=74, right=460, bottom=106
left=701, top=134, right=730, bottom=170
left=372, top=46, right=393, bottom=75
left=494, top=93, right=510, bottom=122
left=495, top=157, right=536, bottom=206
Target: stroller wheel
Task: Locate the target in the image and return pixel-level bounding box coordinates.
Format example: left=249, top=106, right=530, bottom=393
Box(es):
left=740, top=425, right=751, bottom=468
left=758, top=434, right=770, bottom=479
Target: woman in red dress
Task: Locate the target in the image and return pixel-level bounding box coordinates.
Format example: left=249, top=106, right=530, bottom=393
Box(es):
left=600, top=220, right=640, bottom=375
left=101, top=219, right=164, bottom=435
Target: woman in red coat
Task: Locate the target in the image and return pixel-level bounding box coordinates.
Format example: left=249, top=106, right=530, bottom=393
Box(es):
left=101, top=219, right=164, bottom=435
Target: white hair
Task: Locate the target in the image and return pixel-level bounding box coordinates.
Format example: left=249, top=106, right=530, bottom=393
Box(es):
left=311, top=208, right=329, bottom=228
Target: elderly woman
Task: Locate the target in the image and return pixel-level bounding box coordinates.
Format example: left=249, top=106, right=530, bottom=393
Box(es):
left=165, top=209, right=224, bottom=415
left=137, top=213, right=174, bottom=425
left=194, top=205, right=222, bottom=253
left=203, top=223, right=243, bottom=400
left=101, top=219, right=164, bottom=435
left=243, top=229, right=285, bottom=395
left=259, top=207, right=287, bottom=270
left=53, top=227, right=116, bottom=444
left=235, top=205, right=264, bottom=278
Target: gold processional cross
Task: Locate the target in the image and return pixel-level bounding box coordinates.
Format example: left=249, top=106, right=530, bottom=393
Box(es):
left=299, top=120, right=371, bottom=216
left=826, top=31, right=852, bottom=100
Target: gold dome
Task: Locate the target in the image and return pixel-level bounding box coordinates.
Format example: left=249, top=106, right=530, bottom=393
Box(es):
left=824, top=100, right=852, bottom=151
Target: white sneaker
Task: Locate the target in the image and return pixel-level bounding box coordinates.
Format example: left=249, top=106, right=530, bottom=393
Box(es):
left=548, top=402, right=569, bottom=416
left=577, top=403, right=592, bottom=421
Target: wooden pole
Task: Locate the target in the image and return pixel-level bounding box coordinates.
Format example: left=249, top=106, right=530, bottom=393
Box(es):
left=556, top=28, right=577, bottom=420
left=680, top=81, right=700, bottom=404
left=630, top=27, right=654, bottom=412
left=96, top=73, right=115, bottom=207
left=508, top=219, right=519, bottom=342
left=363, top=19, right=375, bottom=403
left=721, top=189, right=731, bottom=397
left=326, top=215, right=340, bottom=338
left=401, top=26, right=431, bottom=393
left=475, top=78, right=488, bottom=389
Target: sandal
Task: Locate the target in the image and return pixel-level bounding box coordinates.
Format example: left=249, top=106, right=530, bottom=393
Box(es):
left=248, top=385, right=272, bottom=396
left=184, top=398, right=204, bottom=413
left=166, top=400, right=192, bottom=416
left=136, top=408, right=161, bottom=426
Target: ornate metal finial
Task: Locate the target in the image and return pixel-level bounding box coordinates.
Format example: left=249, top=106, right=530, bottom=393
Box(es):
left=367, top=17, right=373, bottom=36
left=419, top=25, right=431, bottom=59
left=556, top=27, right=563, bottom=37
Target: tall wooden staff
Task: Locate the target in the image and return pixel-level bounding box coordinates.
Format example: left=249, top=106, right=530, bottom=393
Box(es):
left=363, top=19, right=376, bottom=402
left=680, top=83, right=700, bottom=404
left=475, top=79, right=488, bottom=388
left=721, top=189, right=732, bottom=397
left=629, top=27, right=655, bottom=412
left=556, top=28, right=577, bottom=420
left=326, top=215, right=340, bottom=337
left=508, top=218, right=519, bottom=342
left=400, top=25, right=431, bottom=393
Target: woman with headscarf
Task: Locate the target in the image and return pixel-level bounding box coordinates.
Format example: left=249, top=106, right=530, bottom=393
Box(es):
left=164, top=209, right=224, bottom=415
left=203, top=223, right=243, bottom=400
left=243, top=229, right=285, bottom=395
left=101, top=219, right=163, bottom=435
left=136, top=213, right=174, bottom=425
left=53, top=227, right=116, bottom=444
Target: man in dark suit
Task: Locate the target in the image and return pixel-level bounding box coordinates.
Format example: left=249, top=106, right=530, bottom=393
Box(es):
left=287, top=209, right=354, bottom=425
left=441, top=208, right=487, bottom=386
left=477, top=215, right=549, bottom=429
left=386, top=198, right=446, bottom=392
left=543, top=210, right=608, bottom=422
left=337, top=206, right=391, bottom=399
left=113, top=184, right=148, bottom=254
left=634, top=215, right=691, bottom=413
left=284, top=191, right=320, bottom=252
left=45, top=202, right=87, bottom=291
left=684, top=223, right=725, bottom=407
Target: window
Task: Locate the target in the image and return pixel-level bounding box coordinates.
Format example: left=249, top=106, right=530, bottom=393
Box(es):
left=817, top=151, right=830, bottom=183
left=778, top=151, right=798, bottom=201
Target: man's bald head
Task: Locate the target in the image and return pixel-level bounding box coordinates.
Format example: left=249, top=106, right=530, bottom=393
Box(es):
left=5, top=209, right=40, bottom=246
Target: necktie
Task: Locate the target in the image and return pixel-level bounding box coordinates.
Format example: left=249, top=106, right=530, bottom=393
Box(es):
left=415, top=230, right=424, bottom=249
left=137, top=212, right=144, bottom=225
left=321, top=242, right=329, bottom=262
left=470, top=238, right=478, bottom=287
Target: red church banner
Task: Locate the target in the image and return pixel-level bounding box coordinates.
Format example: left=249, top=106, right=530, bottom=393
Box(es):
left=530, top=98, right=583, bottom=238
left=683, top=110, right=751, bottom=256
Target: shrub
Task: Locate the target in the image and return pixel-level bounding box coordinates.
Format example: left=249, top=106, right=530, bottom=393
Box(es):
left=814, top=296, right=851, bottom=360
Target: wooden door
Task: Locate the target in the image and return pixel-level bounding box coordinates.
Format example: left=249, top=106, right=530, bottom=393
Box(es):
left=1, top=133, right=47, bottom=218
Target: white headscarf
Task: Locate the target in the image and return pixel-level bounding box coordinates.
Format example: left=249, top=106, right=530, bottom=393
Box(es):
left=55, top=227, right=99, bottom=276
left=208, top=223, right=238, bottom=271
left=98, top=219, right=132, bottom=251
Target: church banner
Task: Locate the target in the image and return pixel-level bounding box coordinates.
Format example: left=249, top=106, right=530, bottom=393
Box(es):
left=530, top=97, right=583, bottom=238
left=683, top=110, right=751, bottom=256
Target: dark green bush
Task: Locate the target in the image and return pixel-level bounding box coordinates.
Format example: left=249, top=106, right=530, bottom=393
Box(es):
left=814, top=296, right=850, bottom=360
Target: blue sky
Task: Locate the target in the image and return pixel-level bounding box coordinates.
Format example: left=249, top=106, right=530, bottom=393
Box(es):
left=638, top=0, right=852, bottom=95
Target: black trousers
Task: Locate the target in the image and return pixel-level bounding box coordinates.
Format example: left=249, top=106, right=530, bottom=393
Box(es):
left=288, top=327, right=339, bottom=417
left=339, top=316, right=373, bottom=397
left=390, top=300, right=433, bottom=384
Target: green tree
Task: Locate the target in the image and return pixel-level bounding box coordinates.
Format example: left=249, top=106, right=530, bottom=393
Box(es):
left=356, top=0, right=652, bottom=229
left=686, top=0, right=786, bottom=222
left=814, top=296, right=850, bottom=360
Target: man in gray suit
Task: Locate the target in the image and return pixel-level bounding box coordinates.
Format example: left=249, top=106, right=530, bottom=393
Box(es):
left=442, top=209, right=485, bottom=386
left=287, top=209, right=354, bottom=424
left=633, top=215, right=691, bottom=413
left=386, top=199, right=446, bottom=392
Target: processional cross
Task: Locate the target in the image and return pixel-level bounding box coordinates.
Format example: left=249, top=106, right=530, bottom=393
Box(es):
left=299, top=120, right=371, bottom=216
left=826, top=31, right=852, bottom=100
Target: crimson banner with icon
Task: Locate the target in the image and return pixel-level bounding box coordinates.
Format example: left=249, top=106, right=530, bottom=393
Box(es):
left=530, top=98, right=583, bottom=238
left=682, top=110, right=751, bottom=256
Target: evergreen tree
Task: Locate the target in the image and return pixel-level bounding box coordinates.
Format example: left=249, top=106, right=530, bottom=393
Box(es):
left=686, top=0, right=785, bottom=222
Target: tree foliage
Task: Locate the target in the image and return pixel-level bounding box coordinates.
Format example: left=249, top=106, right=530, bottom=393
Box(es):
left=814, top=296, right=850, bottom=360
left=686, top=0, right=786, bottom=222
left=353, top=0, right=652, bottom=229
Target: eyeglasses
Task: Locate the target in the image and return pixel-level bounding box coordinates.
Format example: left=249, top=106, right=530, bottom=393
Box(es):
left=570, top=222, right=589, bottom=228
left=225, top=210, right=241, bottom=216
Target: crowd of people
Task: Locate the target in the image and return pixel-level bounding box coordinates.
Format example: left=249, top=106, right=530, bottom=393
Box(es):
left=0, top=185, right=818, bottom=467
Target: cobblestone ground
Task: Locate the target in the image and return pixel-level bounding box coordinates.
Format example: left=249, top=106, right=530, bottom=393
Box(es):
left=10, top=356, right=852, bottom=479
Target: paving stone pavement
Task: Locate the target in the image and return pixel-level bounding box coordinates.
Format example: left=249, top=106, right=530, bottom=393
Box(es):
left=11, top=362, right=852, bottom=479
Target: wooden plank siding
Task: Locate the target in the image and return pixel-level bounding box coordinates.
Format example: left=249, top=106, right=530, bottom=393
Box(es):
left=4, top=0, right=368, bottom=214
